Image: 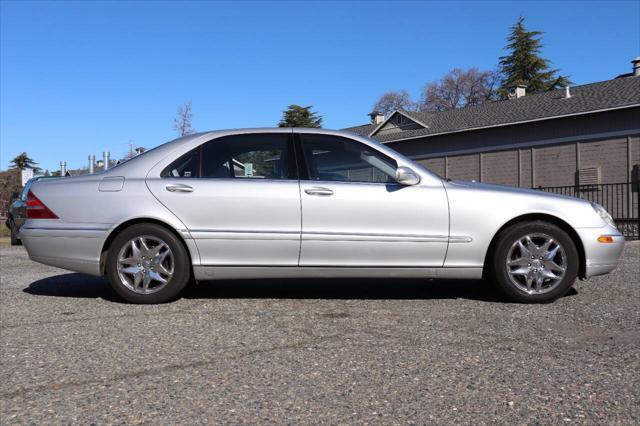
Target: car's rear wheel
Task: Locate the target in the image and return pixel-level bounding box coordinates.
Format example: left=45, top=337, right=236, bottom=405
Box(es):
left=491, top=221, right=578, bottom=303
left=106, top=224, right=190, bottom=304
left=9, top=220, right=21, bottom=246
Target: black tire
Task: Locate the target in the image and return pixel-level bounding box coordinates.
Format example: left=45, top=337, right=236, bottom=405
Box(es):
left=9, top=221, right=21, bottom=246
left=490, top=220, right=579, bottom=303
left=106, top=224, right=191, bottom=304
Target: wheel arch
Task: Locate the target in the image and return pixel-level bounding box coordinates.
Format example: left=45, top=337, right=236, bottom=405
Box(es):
left=483, top=213, right=586, bottom=279
left=100, top=217, right=194, bottom=275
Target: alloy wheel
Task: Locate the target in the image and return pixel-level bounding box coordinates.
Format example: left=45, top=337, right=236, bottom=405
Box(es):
left=505, top=233, right=567, bottom=295
left=116, top=235, right=174, bottom=294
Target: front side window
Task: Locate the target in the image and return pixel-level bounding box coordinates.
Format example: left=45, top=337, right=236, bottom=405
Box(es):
left=299, top=134, right=397, bottom=184
left=161, top=133, right=294, bottom=180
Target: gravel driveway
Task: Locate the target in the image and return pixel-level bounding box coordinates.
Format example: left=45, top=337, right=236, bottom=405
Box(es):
left=1, top=243, right=638, bottom=424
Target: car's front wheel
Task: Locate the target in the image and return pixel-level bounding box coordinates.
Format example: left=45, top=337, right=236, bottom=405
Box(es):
left=106, top=224, right=191, bottom=304
left=491, top=221, right=579, bottom=303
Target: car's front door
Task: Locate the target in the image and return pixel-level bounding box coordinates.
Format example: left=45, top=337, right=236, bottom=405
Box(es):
left=147, top=131, right=301, bottom=266
left=297, top=133, right=449, bottom=267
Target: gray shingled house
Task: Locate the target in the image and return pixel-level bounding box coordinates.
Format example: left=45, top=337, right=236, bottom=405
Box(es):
left=344, top=58, right=640, bottom=237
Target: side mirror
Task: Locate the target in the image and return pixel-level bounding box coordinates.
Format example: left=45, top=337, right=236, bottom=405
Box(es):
left=395, top=166, right=420, bottom=186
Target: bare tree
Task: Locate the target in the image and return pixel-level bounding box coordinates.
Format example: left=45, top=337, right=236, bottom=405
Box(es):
left=372, top=90, right=416, bottom=116
left=173, top=100, right=195, bottom=136
left=419, top=68, right=499, bottom=112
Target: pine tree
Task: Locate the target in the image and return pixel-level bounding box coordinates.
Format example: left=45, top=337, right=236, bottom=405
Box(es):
left=498, top=16, right=570, bottom=96
left=278, top=105, right=322, bottom=128
left=9, top=152, right=40, bottom=172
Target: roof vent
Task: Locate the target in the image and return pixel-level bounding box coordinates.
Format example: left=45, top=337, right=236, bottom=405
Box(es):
left=564, top=86, right=571, bottom=99
left=507, top=84, right=527, bottom=99
left=633, top=57, right=640, bottom=77
left=368, top=111, right=385, bottom=125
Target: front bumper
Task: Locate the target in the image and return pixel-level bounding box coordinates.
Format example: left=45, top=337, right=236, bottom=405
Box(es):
left=575, top=226, right=625, bottom=278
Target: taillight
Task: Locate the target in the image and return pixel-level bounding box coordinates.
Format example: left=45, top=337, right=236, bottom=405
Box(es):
left=26, top=190, right=58, bottom=219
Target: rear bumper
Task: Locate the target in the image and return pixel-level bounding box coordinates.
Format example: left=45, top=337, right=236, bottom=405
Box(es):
left=575, top=226, right=625, bottom=278
left=20, top=226, right=107, bottom=276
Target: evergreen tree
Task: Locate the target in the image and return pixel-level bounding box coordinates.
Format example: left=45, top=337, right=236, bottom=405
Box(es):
left=498, top=16, right=570, bottom=96
left=9, top=152, right=40, bottom=172
left=278, top=105, right=322, bottom=128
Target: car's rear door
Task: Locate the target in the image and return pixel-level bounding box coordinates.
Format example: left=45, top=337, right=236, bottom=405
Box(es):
left=296, top=132, right=449, bottom=267
left=146, top=130, right=301, bottom=266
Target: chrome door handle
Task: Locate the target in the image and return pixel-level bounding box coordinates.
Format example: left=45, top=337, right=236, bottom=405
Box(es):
left=166, top=183, right=193, bottom=193
left=305, top=187, right=333, bottom=196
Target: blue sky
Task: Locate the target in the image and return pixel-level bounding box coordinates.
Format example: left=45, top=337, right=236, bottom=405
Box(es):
left=1, top=1, right=639, bottom=172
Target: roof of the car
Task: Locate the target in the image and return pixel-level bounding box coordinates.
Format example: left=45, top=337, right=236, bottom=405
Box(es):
left=105, top=128, right=371, bottom=177
left=193, top=127, right=358, bottom=138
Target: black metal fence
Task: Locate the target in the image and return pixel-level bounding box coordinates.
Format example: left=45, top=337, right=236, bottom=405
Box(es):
left=537, top=182, right=639, bottom=240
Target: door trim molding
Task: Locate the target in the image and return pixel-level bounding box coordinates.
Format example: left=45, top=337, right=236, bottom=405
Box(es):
left=302, top=231, right=448, bottom=243
left=188, top=229, right=472, bottom=244
left=189, top=230, right=300, bottom=241
left=193, top=266, right=483, bottom=280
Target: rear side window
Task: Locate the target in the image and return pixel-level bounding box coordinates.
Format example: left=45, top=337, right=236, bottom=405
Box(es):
left=161, top=147, right=200, bottom=178
left=161, top=133, right=296, bottom=180
left=201, top=133, right=294, bottom=179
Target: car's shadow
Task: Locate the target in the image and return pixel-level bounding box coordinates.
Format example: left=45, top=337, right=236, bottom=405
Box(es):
left=23, top=272, right=577, bottom=304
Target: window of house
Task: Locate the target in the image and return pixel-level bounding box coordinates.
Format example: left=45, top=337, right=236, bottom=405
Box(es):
left=299, top=134, right=397, bottom=184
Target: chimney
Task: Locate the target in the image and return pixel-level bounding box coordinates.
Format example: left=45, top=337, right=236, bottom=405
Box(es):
left=88, top=155, right=95, bottom=173
left=103, top=151, right=110, bottom=171
left=368, top=111, right=385, bottom=125
left=507, top=84, right=527, bottom=99
left=564, top=86, right=571, bottom=99
left=633, top=57, right=640, bottom=77
left=60, top=161, right=66, bottom=176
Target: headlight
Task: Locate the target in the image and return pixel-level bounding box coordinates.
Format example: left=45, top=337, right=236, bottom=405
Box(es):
left=591, top=202, right=616, bottom=228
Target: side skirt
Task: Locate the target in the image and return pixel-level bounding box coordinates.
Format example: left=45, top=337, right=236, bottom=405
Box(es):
left=193, top=266, right=483, bottom=280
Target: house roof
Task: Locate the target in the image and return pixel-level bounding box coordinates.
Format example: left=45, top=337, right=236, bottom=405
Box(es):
left=343, top=76, right=640, bottom=143
left=342, top=123, right=376, bottom=136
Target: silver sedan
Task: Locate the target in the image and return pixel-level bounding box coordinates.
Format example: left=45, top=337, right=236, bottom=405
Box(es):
left=21, top=128, right=624, bottom=303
